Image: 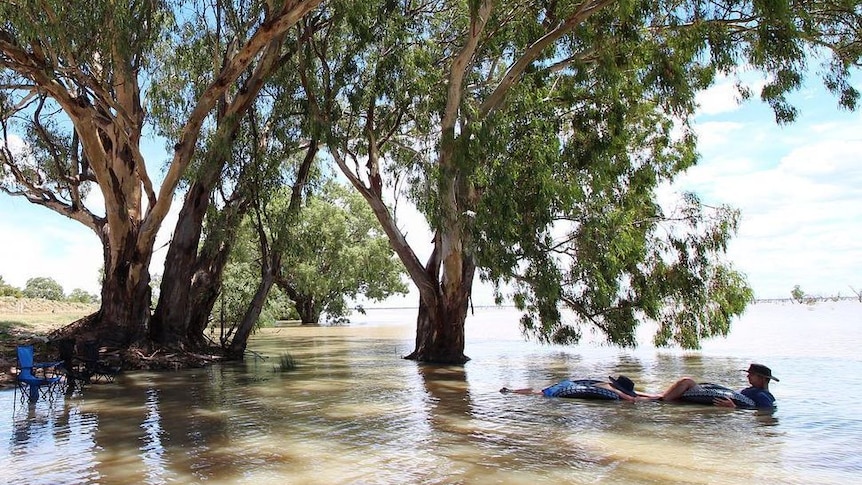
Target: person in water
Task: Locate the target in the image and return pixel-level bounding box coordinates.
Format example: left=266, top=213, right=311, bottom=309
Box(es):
left=500, top=375, right=653, bottom=402
left=650, top=363, right=778, bottom=408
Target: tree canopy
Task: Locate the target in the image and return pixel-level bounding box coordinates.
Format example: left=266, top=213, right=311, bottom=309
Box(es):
left=2, top=1, right=860, bottom=364
left=309, top=0, right=861, bottom=360
left=274, top=180, right=409, bottom=324
left=22, top=276, right=64, bottom=301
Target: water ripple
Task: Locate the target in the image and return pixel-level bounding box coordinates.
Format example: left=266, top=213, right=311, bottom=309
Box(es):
left=2, top=304, right=861, bottom=484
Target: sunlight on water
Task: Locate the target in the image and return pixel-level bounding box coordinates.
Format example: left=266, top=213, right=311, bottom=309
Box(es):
left=1, top=301, right=860, bottom=484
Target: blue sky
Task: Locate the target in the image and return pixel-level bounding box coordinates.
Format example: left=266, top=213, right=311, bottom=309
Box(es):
left=675, top=75, right=862, bottom=300
left=1, top=74, right=860, bottom=302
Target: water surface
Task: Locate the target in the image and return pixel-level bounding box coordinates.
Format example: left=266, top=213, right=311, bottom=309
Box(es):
left=2, top=301, right=860, bottom=484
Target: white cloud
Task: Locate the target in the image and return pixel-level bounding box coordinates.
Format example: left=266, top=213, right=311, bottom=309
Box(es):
left=692, top=121, right=748, bottom=153
left=0, top=201, right=102, bottom=294
left=669, top=92, right=862, bottom=299
left=0, top=191, right=182, bottom=296
left=694, top=73, right=768, bottom=116
left=695, top=78, right=743, bottom=115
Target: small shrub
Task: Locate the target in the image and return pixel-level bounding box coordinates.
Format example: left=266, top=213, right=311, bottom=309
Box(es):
left=274, top=352, right=298, bottom=372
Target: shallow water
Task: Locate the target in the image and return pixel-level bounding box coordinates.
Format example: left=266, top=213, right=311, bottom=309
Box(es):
left=2, top=301, right=860, bottom=484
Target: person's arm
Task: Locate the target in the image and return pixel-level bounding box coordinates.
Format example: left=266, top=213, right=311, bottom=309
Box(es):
left=500, top=387, right=542, bottom=395
left=739, top=388, right=776, bottom=408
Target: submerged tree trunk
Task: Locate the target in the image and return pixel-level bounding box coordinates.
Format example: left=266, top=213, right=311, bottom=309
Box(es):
left=185, top=201, right=249, bottom=346
left=403, top=239, right=476, bottom=364
left=277, top=281, right=320, bottom=324
left=406, top=299, right=469, bottom=364
left=275, top=275, right=321, bottom=325
left=332, top=141, right=479, bottom=363
left=186, top=267, right=223, bottom=347
left=295, top=297, right=320, bottom=325
left=227, top=253, right=279, bottom=358
left=150, top=161, right=247, bottom=349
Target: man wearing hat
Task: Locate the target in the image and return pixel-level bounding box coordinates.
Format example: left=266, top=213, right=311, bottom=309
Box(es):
left=735, top=363, right=779, bottom=408
left=652, top=363, right=778, bottom=408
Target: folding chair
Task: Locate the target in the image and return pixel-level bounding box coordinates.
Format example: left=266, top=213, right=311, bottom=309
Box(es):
left=81, top=341, right=123, bottom=383
left=58, top=338, right=89, bottom=392
left=15, top=345, right=64, bottom=402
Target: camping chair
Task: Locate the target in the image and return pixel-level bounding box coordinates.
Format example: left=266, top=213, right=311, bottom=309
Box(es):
left=15, top=345, right=64, bottom=402
left=58, top=338, right=90, bottom=392
left=81, top=341, right=122, bottom=383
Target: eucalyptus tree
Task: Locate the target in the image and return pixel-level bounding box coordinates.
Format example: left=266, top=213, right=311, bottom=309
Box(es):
left=0, top=1, right=322, bottom=346
left=305, top=1, right=860, bottom=363
left=221, top=117, right=319, bottom=357
left=273, top=180, right=409, bottom=325
left=147, top=1, right=325, bottom=348
left=23, top=276, right=64, bottom=301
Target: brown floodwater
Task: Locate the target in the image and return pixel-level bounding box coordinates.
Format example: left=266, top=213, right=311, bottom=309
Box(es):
left=2, top=304, right=860, bottom=484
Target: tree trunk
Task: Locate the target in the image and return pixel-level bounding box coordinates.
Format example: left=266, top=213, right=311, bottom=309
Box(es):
left=150, top=28, right=295, bottom=348
left=149, top=182, right=210, bottom=346
left=403, top=271, right=474, bottom=364
left=404, top=238, right=476, bottom=364
left=185, top=230, right=236, bottom=347
left=295, top=296, right=320, bottom=325
left=227, top=262, right=277, bottom=358
left=98, top=230, right=152, bottom=347
left=277, top=281, right=319, bottom=325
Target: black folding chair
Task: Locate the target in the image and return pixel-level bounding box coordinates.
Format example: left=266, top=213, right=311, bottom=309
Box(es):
left=81, top=341, right=123, bottom=383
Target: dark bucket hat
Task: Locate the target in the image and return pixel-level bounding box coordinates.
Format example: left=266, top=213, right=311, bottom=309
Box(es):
left=743, top=363, right=779, bottom=382
left=608, top=375, right=638, bottom=397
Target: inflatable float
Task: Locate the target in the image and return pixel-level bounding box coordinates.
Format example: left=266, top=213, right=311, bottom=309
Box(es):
left=543, top=379, right=622, bottom=400
left=680, top=383, right=756, bottom=408
left=539, top=380, right=757, bottom=407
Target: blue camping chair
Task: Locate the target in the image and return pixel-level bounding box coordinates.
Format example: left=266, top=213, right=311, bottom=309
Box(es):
left=16, top=345, right=64, bottom=402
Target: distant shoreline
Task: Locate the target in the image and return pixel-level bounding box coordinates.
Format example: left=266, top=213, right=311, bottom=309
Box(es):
left=361, top=297, right=860, bottom=311
left=1, top=295, right=857, bottom=316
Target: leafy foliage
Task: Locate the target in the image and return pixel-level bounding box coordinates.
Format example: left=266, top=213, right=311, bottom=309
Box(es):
left=0, top=276, right=22, bottom=297
left=22, top=276, right=64, bottom=301
left=314, top=0, right=859, bottom=351
left=275, top=181, right=409, bottom=324
left=67, top=288, right=98, bottom=304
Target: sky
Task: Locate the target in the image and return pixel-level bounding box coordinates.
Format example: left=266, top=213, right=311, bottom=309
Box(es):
left=1, top=73, right=860, bottom=303
left=675, top=74, right=862, bottom=300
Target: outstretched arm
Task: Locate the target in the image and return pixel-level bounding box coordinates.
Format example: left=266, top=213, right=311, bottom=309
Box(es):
left=500, top=387, right=542, bottom=395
